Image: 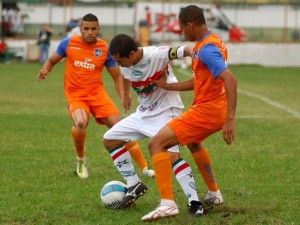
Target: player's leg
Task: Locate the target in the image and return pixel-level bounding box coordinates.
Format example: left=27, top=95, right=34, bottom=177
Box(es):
left=69, top=103, right=90, bottom=179
left=187, top=142, right=224, bottom=206
left=142, top=125, right=180, bottom=221
left=97, top=114, right=154, bottom=177
left=168, top=150, right=204, bottom=217
left=103, top=114, right=148, bottom=208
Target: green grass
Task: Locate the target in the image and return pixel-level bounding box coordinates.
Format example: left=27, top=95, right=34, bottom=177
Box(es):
left=0, top=63, right=299, bottom=225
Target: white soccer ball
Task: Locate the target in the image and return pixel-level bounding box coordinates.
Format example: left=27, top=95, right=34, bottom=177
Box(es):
left=100, top=180, right=127, bottom=209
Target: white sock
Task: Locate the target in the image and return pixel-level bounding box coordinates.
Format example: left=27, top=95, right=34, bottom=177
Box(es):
left=160, top=199, right=176, bottom=207
left=208, top=189, right=221, bottom=196
left=173, top=158, right=200, bottom=204
left=110, top=146, right=140, bottom=187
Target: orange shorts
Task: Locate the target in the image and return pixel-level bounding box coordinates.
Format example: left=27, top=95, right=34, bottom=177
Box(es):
left=67, top=90, right=120, bottom=124
left=168, top=101, right=226, bottom=145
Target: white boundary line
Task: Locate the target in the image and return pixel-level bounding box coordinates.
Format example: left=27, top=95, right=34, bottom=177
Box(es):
left=177, top=68, right=300, bottom=119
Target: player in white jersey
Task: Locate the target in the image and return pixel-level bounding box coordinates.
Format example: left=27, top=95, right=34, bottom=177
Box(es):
left=103, top=34, right=204, bottom=216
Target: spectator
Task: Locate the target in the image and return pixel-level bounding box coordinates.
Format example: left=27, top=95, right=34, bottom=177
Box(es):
left=36, top=24, right=52, bottom=64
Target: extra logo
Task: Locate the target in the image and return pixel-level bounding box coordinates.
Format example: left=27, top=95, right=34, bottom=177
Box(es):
left=94, top=48, right=102, bottom=57
left=131, top=70, right=143, bottom=77
left=74, top=58, right=95, bottom=70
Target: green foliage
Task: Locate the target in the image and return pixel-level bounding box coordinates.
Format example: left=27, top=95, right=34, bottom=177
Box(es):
left=0, top=63, right=299, bottom=224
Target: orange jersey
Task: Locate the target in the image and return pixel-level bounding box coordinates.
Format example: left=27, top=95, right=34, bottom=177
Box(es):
left=168, top=32, right=228, bottom=145
left=56, top=35, right=116, bottom=101
left=192, top=32, right=227, bottom=106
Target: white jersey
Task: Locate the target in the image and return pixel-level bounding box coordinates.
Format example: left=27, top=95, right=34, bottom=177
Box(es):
left=120, top=46, right=184, bottom=118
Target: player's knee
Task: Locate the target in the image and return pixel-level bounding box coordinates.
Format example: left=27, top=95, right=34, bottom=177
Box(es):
left=148, top=137, right=162, bottom=155
left=75, top=120, right=87, bottom=130
left=187, top=142, right=203, bottom=153
left=103, top=138, right=125, bottom=152
left=103, top=138, right=112, bottom=151
left=169, top=152, right=180, bottom=162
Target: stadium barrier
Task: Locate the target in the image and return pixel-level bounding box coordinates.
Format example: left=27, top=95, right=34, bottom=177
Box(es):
left=4, top=39, right=300, bottom=67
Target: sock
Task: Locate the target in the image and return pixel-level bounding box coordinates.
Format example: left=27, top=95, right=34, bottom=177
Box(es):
left=110, top=146, right=140, bottom=187
left=152, top=152, right=173, bottom=200
left=71, top=127, right=86, bottom=158
left=172, top=158, right=200, bottom=204
left=125, top=141, right=148, bottom=171
left=192, top=148, right=219, bottom=192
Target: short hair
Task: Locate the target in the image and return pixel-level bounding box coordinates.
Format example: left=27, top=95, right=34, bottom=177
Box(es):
left=109, top=34, right=138, bottom=58
left=178, top=5, right=206, bottom=25
left=82, top=13, right=98, bottom=22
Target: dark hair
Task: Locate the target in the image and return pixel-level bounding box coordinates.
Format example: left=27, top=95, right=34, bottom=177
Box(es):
left=82, top=13, right=98, bottom=22
left=178, top=5, right=206, bottom=25
left=109, top=34, right=138, bottom=58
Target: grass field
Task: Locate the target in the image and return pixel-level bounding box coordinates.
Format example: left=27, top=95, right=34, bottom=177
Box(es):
left=0, top=62, right=299, bottom=225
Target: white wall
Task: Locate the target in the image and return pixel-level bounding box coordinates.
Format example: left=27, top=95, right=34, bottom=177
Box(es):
left=5, top=39, right=300, bottom=67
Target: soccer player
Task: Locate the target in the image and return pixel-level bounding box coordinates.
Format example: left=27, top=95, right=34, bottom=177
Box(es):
left=103, top=34, right=222, bottom=216
left=37, top=13, right=153, bottom=179
left=141, top=5, right=237, bottom=221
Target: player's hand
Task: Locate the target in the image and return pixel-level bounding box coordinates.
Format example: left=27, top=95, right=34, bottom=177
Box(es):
left=222, top=119, right=235, bottom=145
left=37, top=68, right=48, bottom=81
left=122, top=94, right=132, bottom=114
left=153, top=73, right=168, bottom=89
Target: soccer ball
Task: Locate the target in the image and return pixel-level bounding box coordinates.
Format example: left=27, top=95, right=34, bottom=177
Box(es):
left=100, top=180, right=127, bottom=209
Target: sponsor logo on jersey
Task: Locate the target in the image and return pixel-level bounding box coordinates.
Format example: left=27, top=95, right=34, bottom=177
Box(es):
left=131, top=70, right=143, bottom=77
left=138, top=101, right=158, bottom=112
left=139, top=59, right=151, bottom=69
left=94, top=48, right=102, bottom=57
left=74, top=58, right=96, bottom=70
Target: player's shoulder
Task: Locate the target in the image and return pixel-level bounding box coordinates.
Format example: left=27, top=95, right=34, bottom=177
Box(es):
left=96, top=38, right=109, bottom=47
left=144, top=45, right=170, bottom=57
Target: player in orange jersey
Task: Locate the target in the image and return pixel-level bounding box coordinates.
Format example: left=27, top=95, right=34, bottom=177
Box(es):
left=37, top=13, right=154, bottom=179
left=142, top=5, right=237, bottom=221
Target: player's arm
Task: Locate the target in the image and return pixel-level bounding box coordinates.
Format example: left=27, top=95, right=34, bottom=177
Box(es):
left=154, top=46, right=194, bottom=91
left=122, top=78, right=132, bottom=113
left=37, top=37, right=69, bottom=81
left=155, top=75, right=194, bottom=91
left=218, top=69, right=237, bottom=145
left=37, top=52, right=63, bottom=81
left=106, top=65, right=124, bottom=101
left=168, top=46, right=192, bottom=60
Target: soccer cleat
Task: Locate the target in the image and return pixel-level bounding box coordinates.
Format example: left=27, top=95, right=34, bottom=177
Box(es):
left=141, top=204, right=179, bottom=221
left=118, top=182, right=148, bottom=208
left=203, top=190, right=224, bottom=206
left=142, top=168, right=155, bottom=178
left=76, top=158, right=89, bottom=179
left=188, top=200, right=204, bottom=216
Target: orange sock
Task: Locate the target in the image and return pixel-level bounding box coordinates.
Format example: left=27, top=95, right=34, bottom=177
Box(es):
left=125, top=141, right=148, bottom=171
left=152, top=152, right=173, bottom=200
left=192, top=148, right=219, bottom=192
left=71, top=127, right=86, bottom=158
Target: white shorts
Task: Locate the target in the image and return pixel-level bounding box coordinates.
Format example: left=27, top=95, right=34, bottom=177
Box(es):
left=103, top=107, right=181, bottom=153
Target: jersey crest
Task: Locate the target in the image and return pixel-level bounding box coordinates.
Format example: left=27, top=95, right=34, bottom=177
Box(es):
left=94, top=48, right=102, bottom=57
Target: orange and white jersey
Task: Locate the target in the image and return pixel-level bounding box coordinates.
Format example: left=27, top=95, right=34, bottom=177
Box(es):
left=56, top=35, right=116, bottom=101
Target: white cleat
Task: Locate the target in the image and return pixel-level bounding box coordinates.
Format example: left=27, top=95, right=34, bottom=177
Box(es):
left=76, top=158, right=89, bottom=179
left=141, top=204, right=179, bottom=221
left=142, top=168, right=155, bottom=178
left=203, top=190, right=224, bottom=206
